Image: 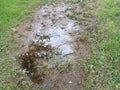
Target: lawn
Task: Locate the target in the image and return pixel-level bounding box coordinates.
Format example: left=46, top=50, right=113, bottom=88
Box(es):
left=0, top=0, right=120, bottom=89
left=83, top=0, right=120, bottom=89
left=0, top=0, right=48, bottom=89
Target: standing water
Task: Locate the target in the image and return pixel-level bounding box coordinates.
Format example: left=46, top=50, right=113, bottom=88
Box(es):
left=17, top=2, right=82, bottom=84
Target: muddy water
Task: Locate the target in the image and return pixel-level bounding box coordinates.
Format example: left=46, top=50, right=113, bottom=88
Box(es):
left=32, top=4, right=81, bottom=60
left=17, top=1, right=82, bottom=84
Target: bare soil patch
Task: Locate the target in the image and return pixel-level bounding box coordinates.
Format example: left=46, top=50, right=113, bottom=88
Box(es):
left=13, top=0, right=95, bottom=89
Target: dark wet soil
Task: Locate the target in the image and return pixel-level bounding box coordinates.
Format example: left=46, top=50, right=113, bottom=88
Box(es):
left=13, top=0, right=93, bottom=89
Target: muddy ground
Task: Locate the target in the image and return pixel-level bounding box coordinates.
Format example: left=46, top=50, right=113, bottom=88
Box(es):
left=13, top=0, right=96, bottom=90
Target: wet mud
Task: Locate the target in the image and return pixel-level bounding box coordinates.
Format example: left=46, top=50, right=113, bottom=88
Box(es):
left=14, top=0, right=91, bottom=88
left=17, top=42, right=54, bottom=83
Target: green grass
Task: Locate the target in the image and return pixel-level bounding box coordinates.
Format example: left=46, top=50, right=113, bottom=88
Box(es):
left=83, top=0, right=120, bottom=89
left=0, top=0, right=120, bottom=89
left=0, top=0, right=49, bottom=89
left=0, top=0, right=48, bottom=51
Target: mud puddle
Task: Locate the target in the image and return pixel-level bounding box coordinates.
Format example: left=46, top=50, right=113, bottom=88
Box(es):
left=16, top=0, right=85, bottom=86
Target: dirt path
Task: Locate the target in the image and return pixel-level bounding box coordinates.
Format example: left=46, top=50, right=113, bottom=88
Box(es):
left=13, top=0, right=95, bottom=90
